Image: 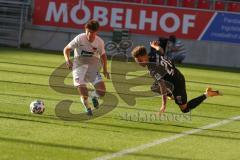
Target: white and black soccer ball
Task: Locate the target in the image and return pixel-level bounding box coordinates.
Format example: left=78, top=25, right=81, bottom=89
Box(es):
left=30, top=100, right=45, bottom=114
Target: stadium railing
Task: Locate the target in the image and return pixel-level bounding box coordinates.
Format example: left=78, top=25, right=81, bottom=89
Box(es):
left=0, top=0, right=32, bottom=47
left=197, top=0, right=211, bottom=9
left=227, top=1, right=240, bottom=12
left=214, top=0, right=225, bottom=10
left=109, top=0, right=240, bottom=12
left=167, top=0, right=178, bottom=6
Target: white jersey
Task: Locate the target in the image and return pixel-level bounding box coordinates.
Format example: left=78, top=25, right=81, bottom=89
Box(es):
left=67, top=33, right=105, bottom=86
left=67, top=33, right=105, bottom=59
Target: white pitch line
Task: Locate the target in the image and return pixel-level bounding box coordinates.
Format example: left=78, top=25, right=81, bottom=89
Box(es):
left=95, top=115, right=240, bottom=160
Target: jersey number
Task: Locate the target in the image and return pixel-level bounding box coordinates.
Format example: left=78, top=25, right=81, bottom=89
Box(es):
left=160, top=57, right=174, bottom=76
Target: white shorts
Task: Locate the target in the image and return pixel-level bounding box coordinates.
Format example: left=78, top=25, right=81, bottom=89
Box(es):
left=72, top=64, right=103, bottom=86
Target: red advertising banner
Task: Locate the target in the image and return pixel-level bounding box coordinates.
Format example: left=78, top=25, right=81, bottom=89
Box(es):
left=33, top=0, right=214, bottom=39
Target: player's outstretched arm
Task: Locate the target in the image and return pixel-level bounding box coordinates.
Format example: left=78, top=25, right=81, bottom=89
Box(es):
left=160, top=95, right=167, bottom=113
left=101, top=53, right=110, bottom=79
left=150, top=41, right=164, bottom=54
left=158, top=80, right=168, bottom=113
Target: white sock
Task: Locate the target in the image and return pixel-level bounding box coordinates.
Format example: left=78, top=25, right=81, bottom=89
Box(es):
left=90, top=90, right=100, bottom=98
left=204, top=93, right=208, bottom=97
left=80, top=96, right=90, bottom=109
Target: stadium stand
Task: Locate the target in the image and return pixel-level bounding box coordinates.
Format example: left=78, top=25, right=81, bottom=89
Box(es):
left=142, top=0, right=149, bottom=3
left=0, top=0, right=31, bottom=47
left=167, top=0, right=178, bottom=6
left=182, top=0, right=196, bottom=8
left=197, top=0, right=211, bottom=9
left=214, top=0, right=225, bottom=10
left=110, top=0, right=240, bottom=12
left=227, top=2, right=240, bottom=12
left=123, top=0, right=141, bottom=3
left=150, top=0, right=165, bottom=5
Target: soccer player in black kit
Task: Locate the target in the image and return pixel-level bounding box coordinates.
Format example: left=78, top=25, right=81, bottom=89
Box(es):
left=131, top=41, right=221, bottom=113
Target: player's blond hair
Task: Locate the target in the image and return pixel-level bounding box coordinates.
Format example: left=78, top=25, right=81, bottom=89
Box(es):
left=131, top=46, right=147, bottom=58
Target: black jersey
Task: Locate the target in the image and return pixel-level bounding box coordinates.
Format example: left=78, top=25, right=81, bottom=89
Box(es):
left=148, top=51, right=187, bottom=105
left=147, top=51, right=177, bottom=81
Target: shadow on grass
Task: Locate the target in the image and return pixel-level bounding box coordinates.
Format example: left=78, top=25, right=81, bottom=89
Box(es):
left=114, top=117, right=240, bottom=135
left=86, top=118, right=240, bottom=141
left=1, top=76, right=240, bottom=102
left=0, top=62, right=239, bottom=89
left=0, top=113, right=120, bottom=133
left=2, top=109, right=239, bottom=135
left=176, top=63, right=240, bottom=74
left=117, top=106, right=239, bottom=120
left=0, top=46, right=60, bottom=55
left=0, top=136, right=204, bottom=160
left=0, top=136, right=112, bottom=153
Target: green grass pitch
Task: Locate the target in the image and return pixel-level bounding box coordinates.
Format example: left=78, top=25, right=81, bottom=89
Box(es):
left=0, top=47, right=239, bottom=160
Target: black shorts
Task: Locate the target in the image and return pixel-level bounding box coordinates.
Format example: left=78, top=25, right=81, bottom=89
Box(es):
left=171, top=71, right=187, bottom=105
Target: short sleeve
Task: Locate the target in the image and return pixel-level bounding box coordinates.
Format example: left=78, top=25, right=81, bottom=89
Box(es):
left=67, top=35, right=81, bottom=49
left=99, top=39, right=106, bottom=56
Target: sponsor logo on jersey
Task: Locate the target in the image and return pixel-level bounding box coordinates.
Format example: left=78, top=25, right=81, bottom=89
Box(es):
left=81, top=50, right=94, bottom=57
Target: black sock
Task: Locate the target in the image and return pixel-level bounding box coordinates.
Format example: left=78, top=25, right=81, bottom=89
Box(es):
left=182, top=94, right=207, bottom=113
left=187, top=94, right=207, bottom=110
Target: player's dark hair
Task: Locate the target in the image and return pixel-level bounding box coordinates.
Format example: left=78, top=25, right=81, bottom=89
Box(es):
left=131, top=46, right=147, bottom=58
left=169, top=35, right=176, bottom=43
left=85, top=19, right=100, bottom=31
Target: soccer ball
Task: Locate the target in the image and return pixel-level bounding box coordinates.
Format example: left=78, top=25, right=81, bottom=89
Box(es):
left=30, top=100, right=45, bottom=114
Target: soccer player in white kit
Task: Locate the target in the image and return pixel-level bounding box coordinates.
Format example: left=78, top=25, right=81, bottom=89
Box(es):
left=63, top=20, right=110, bottom=116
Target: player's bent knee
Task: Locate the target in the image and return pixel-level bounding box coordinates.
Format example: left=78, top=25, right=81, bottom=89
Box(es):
left=151, top=85, right=160, bottom=94
left=179, top=104, right=189, bottom=113
left=181, top=108, right=190, bottom=113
